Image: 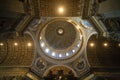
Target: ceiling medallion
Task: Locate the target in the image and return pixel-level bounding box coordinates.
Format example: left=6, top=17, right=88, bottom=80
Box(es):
left=35, top=58, right=46, bottom=70
left=39, top=18, right=83, bottom=59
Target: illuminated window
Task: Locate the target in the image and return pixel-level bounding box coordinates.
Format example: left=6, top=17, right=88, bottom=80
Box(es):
left=45, top=48, right=49, bottom=53
left=41, top=42, right=45, bottom=47
left=66, top=53, right=69, bottom=56
left=59, top=54, right=62, bottom=57
left=52, top=52, right=55, bottom=56
left=40, top=36, right=42, bottom=40
left=72, top=49, right=75, bottom=53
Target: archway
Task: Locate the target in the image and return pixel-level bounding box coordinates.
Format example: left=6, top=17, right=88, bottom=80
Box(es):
left=43, top=66, right=77, bottom=80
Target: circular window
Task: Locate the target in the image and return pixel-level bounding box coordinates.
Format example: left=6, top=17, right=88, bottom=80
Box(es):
left=39, top=19, right=83, bottom=59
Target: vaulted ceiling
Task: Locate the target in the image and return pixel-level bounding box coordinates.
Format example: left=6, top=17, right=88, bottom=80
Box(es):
left=0, top=0, right=120, bottom=80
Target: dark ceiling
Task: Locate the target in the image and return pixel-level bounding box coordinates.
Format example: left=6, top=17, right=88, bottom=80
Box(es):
left=0, top=0, right=120, bottom=37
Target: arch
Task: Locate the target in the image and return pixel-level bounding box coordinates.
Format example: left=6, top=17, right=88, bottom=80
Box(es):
left=86, top=34, right=98, bottom=67
left=43, top=65, right=77, bottom=77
